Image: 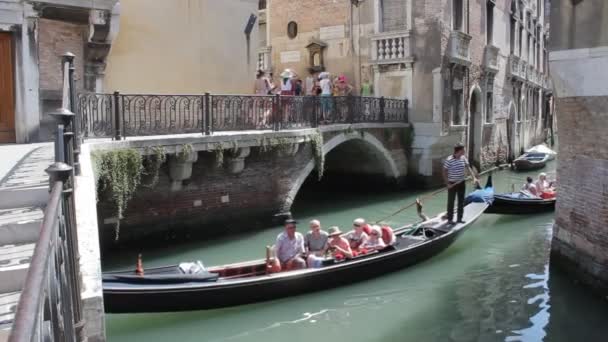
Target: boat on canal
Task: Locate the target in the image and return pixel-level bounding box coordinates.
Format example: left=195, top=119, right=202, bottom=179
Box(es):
left=103, top=201, right=489, bottom=313
left=512, top=152, right=550, bottom=171
left=484, top=192, right=556, bottom=214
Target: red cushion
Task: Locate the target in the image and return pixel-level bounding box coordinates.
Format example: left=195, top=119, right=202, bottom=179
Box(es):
left=362, top=224, right=372, bottom=235
left=381, top=226, right=394, bottom=245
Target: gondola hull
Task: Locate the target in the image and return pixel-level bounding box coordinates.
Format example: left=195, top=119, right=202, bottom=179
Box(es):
left=513, top=153, right=550, bottom=171
left=485, top=193, right=555, bottom=214
left=103, top=203, right=488, bottom=313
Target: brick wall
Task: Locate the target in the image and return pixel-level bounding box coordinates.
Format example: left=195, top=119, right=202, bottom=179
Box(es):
left=552, top=96, right=608, bottom=296
left=38, top=19, right=85, bottom=91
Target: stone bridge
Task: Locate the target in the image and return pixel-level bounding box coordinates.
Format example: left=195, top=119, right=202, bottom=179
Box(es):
left=80, top=123, right=411, bottom=245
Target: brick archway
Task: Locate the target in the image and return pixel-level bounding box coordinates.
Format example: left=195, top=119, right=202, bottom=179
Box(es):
left=283, top=131, right=402, bottom=210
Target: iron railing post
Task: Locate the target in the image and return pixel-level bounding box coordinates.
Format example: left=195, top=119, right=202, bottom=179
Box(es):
left=347, top=95, right=355, bottom=123
left=379, top=96, right=386, bottom=123
left=404, top=99, right=409, bottom=123
left=274, top=94, right=281, bottom=131
left=62, top=52, right=80, bottom=175
left=204, top=92, right=211, bottom=135
left=113, top=91, right=122, bottom=140
left=311, top=96, right=318, bottom=128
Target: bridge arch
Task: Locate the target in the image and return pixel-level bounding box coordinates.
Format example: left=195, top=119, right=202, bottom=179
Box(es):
left=283, top=131, right=401, bottom=210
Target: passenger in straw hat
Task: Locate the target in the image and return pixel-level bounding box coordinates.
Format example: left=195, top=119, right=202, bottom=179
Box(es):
left=327, top=226, right=353, bottom=260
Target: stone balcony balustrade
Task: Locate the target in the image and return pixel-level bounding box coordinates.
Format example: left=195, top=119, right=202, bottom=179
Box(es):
left=448, top=31, right=472, bottom=66
left=508, top=55, right=525, bottom=81
left=257, top=46, right=272, bottom=73
left=483, top=45, right=500, bottom=73
left=370, top=30, right=413, bottom=65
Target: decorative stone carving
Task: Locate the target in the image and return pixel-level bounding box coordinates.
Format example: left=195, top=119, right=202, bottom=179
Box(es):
left=226, top=147, right=251, bottom=174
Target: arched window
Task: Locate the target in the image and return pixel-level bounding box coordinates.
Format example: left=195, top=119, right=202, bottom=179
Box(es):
left=287, top=21, right=298, bottom=39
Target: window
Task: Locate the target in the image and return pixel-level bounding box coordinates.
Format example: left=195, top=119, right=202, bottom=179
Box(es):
left=259, top=22, right=267, bottom=47
left=451, top=68, right=464, bottom=125
left=453, top=0, right=463, bottom=31
left=518, top=26, right=523, bottom=57
left=510, top=17, right=516, bottom=54
left=486, top=1, right=494, bottom=45
left=287, top=21, right=298, bottom=39
left=381, top=0, right=407, bottom=32
left=258, top=0, right=266, bottom=10
left=485, top=78, right=494, bottom=123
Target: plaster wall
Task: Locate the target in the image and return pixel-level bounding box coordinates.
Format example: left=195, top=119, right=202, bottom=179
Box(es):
left=104, top=0, right=258, bottom=94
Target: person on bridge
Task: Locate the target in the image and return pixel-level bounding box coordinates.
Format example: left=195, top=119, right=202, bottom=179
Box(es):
left=275, top=219, right=306, bottom=271
left=443, top=143, right=479, bottom=225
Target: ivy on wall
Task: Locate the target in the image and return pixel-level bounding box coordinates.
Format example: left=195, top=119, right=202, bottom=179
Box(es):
left=143, top=146, right=167, bottom=188
left=310, top=132, right=324, bottom=180
left=92, top=148, right=143, bottom=241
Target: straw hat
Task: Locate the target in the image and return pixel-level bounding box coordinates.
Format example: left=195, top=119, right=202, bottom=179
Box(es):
left=280, top=70, right=294, bottom=78
left=327, top=226, right=343, bottom=237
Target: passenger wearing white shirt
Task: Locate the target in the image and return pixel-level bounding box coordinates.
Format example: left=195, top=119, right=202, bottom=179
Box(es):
left=275, top=219, right=306, bottom=270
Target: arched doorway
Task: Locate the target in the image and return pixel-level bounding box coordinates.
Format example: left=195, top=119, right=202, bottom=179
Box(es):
left=506, top=102, right=517, bottom=162
left=468, top=86, right=482, bottom=168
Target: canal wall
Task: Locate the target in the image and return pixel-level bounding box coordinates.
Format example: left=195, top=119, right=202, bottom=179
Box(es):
left=549, top=0, right=608, bottom=297
left=80, top=124, right=411, bottom=246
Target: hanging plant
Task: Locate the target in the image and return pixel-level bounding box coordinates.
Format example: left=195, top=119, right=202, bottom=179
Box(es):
left=272, top=137, right=295, bottom=155
left=310, top=132, right=324, bottom=180
left=177, top=143, right=194, bottom=162
left=214, top=142, right=224, bottom=168
left=93, top=148, right=143, bottom=241
left=142, top=146, right=166, bottom=188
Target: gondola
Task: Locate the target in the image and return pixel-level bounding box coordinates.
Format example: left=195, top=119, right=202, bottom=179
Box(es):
left=103, top=202, right=489, bottom=313
left=484, top=192, right=555, bottom=214
left=513, top=152, right=550, bottom=171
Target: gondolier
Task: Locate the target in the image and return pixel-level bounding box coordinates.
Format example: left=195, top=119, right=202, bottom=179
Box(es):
left=443, top=143, right=479, bottom=225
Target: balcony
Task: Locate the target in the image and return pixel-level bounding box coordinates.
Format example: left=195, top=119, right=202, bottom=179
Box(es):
left=370, top=30, right=413, bottom=65
left=508, top=55, right=525, bottom=81
left=448, top=31, right=472, bottom=66
left=483, top=45, right=499, bottom=74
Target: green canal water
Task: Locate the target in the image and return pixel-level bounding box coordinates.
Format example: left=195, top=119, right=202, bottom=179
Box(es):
left=103, top=161, right=608, bottom=342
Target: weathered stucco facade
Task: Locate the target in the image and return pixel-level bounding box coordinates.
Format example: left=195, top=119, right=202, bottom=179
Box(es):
left=265, top=0, right=553, bottom=185
left=0, top=0, right=119, bottom=143
left=103, top=0, right=259, bottom=94
left=549, top=0, right=608, bottom=296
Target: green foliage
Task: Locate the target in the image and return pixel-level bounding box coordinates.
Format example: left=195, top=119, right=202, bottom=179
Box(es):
left=310, top=132, right=325, bottom=180
left=214, top=142, right=224, bottom=168
left=143, top=146, right=166, bottom=188
left=93, top=148, right=143, bottom=241
left=177, top=143, right=194, bottom=162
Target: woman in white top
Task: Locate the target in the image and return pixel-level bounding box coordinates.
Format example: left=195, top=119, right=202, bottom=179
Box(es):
left=535, top=172, right=552, bottom=192
left=319, top=73, right=333, bottom=120
left=361, top=225, right=386, bottom=251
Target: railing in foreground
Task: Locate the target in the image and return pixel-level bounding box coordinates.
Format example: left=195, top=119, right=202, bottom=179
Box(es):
left=78, top=92, right=409, bottom=139
left=10, top=55, right=84, bottom=341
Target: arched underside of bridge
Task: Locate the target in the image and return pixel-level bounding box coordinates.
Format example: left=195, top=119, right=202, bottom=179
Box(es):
left=283, top=132, right=403, bottom=210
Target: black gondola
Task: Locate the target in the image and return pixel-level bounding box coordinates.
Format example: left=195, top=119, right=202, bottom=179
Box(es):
left=103, top=202, right=488, bottom=313
left=484, top=192, right=555, bottom=214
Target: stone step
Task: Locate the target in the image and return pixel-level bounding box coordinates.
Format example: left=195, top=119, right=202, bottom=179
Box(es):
left=0, top=207, right=43, bottom=245
left=0, top=244, right=34, bottom=294
left=0, top=146, right=53, bottom=210
left=0, top=291, right=19, bottom=337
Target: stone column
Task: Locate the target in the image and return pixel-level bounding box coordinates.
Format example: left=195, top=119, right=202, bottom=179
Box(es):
left=225, top=147, right=251, bottom=174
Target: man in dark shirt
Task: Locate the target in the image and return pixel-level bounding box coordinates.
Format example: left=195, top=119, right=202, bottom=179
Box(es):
left=443, top=143, right=479, bottom=225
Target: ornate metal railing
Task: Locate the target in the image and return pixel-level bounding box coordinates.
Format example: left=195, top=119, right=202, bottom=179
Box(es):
left=10, top=54, right=84, bottom=342
left=78, top=93, right=409, bottom=139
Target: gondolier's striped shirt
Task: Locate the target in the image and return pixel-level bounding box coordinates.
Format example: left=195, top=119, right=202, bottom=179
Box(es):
left=444, top=155, right=469, bottom=182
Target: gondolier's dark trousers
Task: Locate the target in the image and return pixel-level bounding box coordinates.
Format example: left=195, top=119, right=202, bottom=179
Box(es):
left=447, top=181, right=466, bottom=222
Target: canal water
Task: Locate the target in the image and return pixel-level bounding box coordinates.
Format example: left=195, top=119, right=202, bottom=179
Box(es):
left=103, top=161, right=608, bottom=342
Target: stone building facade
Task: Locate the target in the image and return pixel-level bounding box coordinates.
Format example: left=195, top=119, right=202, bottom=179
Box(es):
left=549, top=0, right=608, bottom=296
left=0, top=0, right=119, bottom=143
left=264, top=0, right=553, bottom=184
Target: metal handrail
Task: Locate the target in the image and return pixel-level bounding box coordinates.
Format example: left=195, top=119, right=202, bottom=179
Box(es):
left=9, top=181, right=63, bottom=342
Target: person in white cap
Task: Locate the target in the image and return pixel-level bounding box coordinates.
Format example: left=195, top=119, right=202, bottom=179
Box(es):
left=346, top=218, right=369, bottom=250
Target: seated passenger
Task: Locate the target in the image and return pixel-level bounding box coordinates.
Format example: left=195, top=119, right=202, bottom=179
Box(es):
left=275, top=219, right=306, bottom=271
left=361, top=225, right=386, bottom=251
left=327, top=226, right=353, bottom=260
left=305, top=220, right=329, bottom=268
left=347, top=218, right=369, bottom=250
left=535, top=172, right=552, bottom=193
left=522, top=176, right=539, bottom=197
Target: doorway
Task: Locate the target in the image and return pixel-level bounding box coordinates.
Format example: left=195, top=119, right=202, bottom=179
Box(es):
left=0, top=33, right=15, bottom=143
left=468, top=88, right=482, bottom=168
left=506, top=102, right=516, bottom=162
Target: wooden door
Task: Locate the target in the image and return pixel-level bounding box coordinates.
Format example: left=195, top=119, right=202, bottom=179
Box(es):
left=0, top=33, right=15, bottom=143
